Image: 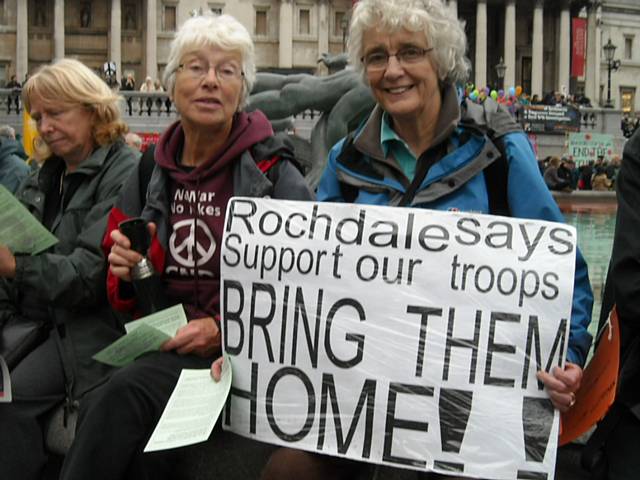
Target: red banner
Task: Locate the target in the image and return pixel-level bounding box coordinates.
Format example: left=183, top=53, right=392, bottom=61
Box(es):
left=572, top=18, right=587, bottom=78
left=137, top=132, right=161, bottom=152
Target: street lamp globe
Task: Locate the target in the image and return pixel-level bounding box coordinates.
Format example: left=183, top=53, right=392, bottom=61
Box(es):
left=603, top=39, right=621, bottom=108
left=603, top=38, right=617, bottom=62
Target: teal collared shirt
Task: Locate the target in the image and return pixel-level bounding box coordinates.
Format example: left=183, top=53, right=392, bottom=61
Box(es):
left=380, top=112, right=417, bottom=180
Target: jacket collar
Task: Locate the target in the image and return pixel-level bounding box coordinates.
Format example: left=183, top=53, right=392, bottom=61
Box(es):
left=39, top=142, right=115, bottom=182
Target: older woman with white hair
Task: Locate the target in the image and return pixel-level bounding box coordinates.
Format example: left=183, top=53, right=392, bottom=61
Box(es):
left=59, top=12, right=313, bottom=480
left=264, top=0, right=594, bottom=478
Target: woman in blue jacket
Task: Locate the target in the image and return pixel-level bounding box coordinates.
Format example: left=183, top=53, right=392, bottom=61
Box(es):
left=263, top=0, right=594, bottom=478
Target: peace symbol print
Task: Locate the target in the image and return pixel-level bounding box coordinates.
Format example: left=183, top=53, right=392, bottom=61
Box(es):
left=169, top=219, right=217, bottom=268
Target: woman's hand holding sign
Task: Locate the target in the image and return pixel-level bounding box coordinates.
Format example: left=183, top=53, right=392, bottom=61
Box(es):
left=211, top=356, right=224, bottom=382
left=537, top=362, right=583, bottom=412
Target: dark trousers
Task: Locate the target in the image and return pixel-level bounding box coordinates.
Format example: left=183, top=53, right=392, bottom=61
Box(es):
left=0, top=336, right=66, bottom=480
left=603, top=407, right=640, bottom=480
left=60, top=350, right=213, bottom=480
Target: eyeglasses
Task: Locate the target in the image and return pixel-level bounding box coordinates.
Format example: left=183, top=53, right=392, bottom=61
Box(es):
left=176, top=59, right=244, bottom=83
left=361, top=46, right=434, bottom=72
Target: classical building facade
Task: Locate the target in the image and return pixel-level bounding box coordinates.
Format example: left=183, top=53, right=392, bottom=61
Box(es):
left=0, top=0, right=353, bottom=86
left=0, top=0, right=638, bottom=109
left=599, top=0, right=640, bottom=111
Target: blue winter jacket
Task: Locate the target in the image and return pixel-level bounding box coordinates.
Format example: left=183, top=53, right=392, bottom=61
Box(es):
left=0, top=137, right=30, bottom=193
left=317, top=86, right=594, bottom=367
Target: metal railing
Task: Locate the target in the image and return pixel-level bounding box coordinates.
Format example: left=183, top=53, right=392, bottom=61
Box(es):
left=0, top=88, right=179, bottom=118
left=0, top=88, right=23, bottom=115
left=118, top=91, right=177, bottom=117
left=0, top=88, right=323, bottom=141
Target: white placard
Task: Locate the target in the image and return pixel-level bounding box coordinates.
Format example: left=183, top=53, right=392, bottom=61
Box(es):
left=220, top=198, right=576, bottom=480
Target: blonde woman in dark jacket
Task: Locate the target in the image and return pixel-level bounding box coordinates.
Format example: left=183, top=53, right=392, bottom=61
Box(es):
left=0, top=58, right=137, bottom=480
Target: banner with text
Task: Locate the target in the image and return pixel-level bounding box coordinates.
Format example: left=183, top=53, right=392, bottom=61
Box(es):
left=220, top=198, right=576, bottom=480
left=567, top=132, right=617, bottom=164
left=521, top=105, right=581, bottom=134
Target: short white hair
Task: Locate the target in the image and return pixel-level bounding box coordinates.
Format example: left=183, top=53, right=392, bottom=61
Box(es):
left=163, top=13, right=255, bottom=109
left=348, top=0, right=470, bottom=85
left=0, top=125, right=16, bottom=140
left=125, top=132, right=142, bottom=150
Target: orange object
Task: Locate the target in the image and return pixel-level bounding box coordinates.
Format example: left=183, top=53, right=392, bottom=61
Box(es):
left=559, top=309, right=620, bottom=446
left=22, top=110, right=37, bottom=157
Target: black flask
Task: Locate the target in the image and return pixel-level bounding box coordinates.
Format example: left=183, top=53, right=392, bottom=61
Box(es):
left=118, top=217, right=167, bottom=315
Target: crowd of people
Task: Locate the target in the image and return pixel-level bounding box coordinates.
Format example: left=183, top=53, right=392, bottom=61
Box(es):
left=541, top=154, right=621, bottom=192
left=461, top=83, right=592, bottom=116
left=0, top=1, right=636, bottom=480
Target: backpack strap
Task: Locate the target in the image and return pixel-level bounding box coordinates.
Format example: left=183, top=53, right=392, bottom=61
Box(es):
left=251, top=132, right=306, bottom=189
left=336, top=131, right=361, bottom=203
left=483, top=135, right=511, bottom=217
left=255, top=154, right=282, bottom=189
left=255, top=155, right=280, bottom=174
left=460, top=100, right=514, bottom=217
left=399, top=141, right=447, bottom=207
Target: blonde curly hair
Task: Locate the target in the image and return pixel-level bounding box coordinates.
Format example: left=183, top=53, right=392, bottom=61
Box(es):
left=22, top=58, right=128, bottom=156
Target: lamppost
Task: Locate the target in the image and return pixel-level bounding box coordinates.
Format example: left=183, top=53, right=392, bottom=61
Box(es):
left=495, top=57, right=507, bottom=90
left=603, top=38, right=621, bottom=108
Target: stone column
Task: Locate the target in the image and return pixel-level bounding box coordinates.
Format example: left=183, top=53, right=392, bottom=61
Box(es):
left=474, top=0, right=487, bottom=88
left=279, top=0, right=293, bottom=68
left=558, top=3, right=571, bottom=94
left=16, top=0, right=28, bottom=80
left=54, top=0, right=65, bottom=60
left=318, top=0, right=329, bottom=55
left=531, top=0, right=544, bottom=98
left=585, top=5, right=601, bottom=106
left=145, top=0, right=157, bottom=80
left=317, top=0, right=329, bottom=75
left=448, top=0, right=458, bottom=18
left=504, top=0, right=516, bottom=89
left=110, top=0, right=122, bottom=83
